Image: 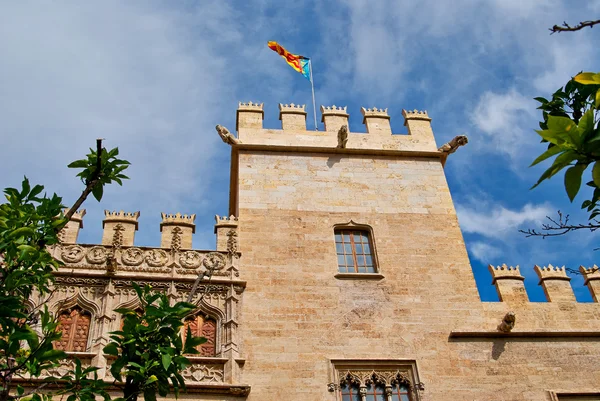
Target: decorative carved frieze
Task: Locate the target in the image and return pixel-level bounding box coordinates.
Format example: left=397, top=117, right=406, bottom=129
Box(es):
left=53, top=243, right=231, bottom=277
left=61, top=245, right=85, bottom=263
left=181, top=362, right=225, bottom=383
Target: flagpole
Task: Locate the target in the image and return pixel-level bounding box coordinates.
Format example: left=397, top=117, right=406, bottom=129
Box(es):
left=309, top=59, right=318, bottom=130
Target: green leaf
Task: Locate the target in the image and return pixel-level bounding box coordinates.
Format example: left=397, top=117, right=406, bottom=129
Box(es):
left=530, top=145, right=562, bottom=167
left=593, top=162, right=600, bottom=188
left=596, top=88, right=600, bottom=109
left=145, top=375, right=158, bottom=385
left=579, top=109, right=595, bottom=138
left=574, top=72, right=600, bottom=85
left=565, top=164, right=586, bottom=202
left=161, top=354, right=172, bottom=370
left=547, top=115, right=577, bottom=134
left=91, top=184, right=103, bottom=202
left=67, top=160, right=89, bottom=169
left=103, top=342, right=119, bottom=356
left=535, top=129, right=568, bottom=146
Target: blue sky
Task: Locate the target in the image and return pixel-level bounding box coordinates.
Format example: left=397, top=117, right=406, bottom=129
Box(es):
left=1, top=1, right=599, bottom=302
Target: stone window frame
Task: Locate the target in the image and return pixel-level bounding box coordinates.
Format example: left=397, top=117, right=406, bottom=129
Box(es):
left=328, top=359, right=423, bottom=401
left=333, top=221, right=383, bottom=280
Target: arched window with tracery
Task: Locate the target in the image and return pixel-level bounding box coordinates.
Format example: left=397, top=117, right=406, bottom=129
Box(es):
left=183, top=314, right=217, bottom=357
left=55, top=307, right=91, bottom=352
left=337, top=371, right=414, bottom=401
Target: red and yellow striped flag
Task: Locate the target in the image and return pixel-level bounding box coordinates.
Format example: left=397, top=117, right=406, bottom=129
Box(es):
left=267, top=41, right=311, bottom=81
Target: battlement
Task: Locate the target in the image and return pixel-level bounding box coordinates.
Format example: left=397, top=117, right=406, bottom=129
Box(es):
left=488, top=264, right=591, bottom=303
left=103, top=210, right=140, bottom=226
left=580, top=265, right=600, bottom=302
left=215, top=215, right=239, bottom=226
left=236, top=101, right=264, bottom=131
left=535, top=264, right=570, bottom=280
left=58, top=209, right=86, bottom=244
left=488, top=264, right=527, bottom=303
left=59, top=210, right=236, bottom=254
left=160, top=213, right=196, bottom=249
left=160, top=212, right=196, bottom=228
left=232, top=101, right=439, bottom=153
left=279, top=103, right=307, bottom=130
left=402, top=109, right=431, bottom=122
left=214, top=215, right=239, bottom=252
left=488, top=264, right=524, bottom=281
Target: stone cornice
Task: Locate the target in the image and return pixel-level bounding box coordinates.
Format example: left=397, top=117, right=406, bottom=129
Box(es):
left=232, top=143, right=444, bottom=159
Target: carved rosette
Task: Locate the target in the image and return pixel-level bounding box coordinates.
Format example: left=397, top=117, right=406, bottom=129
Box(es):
left=86, top=246, right=108, bottom=264
left=145, top=249, right=169, bottom=267
left=179, top=251, right=203, bottom=269
left=181, top=363, right=224, bottom=383
left=203, top=252, right=226, bottom=271
left=121, top=248, right=144, bottom=266
left=61, top=245, right=85, bottom=263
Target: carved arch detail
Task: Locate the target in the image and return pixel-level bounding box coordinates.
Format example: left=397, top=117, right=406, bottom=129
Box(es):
left=51, top=289, right=100, bottom=317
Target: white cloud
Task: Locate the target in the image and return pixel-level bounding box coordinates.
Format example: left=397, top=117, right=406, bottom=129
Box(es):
left=456, top=203, right=554, bottom=239
left=470, top=89, right=537, bottom=159
left=468, top=242, right=502, bottom=262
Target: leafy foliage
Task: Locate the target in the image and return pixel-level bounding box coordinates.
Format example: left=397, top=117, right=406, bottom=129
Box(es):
left=104, top=284, right=205, bottom=401
left=531, top=72, right=600, bottom=218
left=0, top=144, right=176, bottom=401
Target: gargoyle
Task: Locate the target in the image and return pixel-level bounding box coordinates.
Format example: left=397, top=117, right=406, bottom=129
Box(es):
left=438, top=135, right=468, bottom=167
left=438, top=135, right=468, bottom=154
left=337, top=125, right=348, bottom=149
left=497, top=311, right=515, bottom=333
left=216, top=125, right=241, bottom=145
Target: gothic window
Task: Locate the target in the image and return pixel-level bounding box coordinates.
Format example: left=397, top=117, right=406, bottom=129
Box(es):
left=183, top=314, right=217, bottom=357
left=337, top=372, right=413, bottom=401
left=335, top=229, right=376, bottom=273
left=330, top=361, right=422, bottom=401
left=55, top=307, right=91, bottom=352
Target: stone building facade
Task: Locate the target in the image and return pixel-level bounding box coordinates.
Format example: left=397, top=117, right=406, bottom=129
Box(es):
left=40, top=102, right=600, bottom=401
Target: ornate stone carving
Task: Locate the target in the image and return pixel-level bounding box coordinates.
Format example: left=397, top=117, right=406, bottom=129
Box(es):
left=338, top=370, right=412, bottom=387
left=498, top=311, right=516, bottom=333
left=438, top=135, right=468, bottom=154
left=179, top=251, right=203, bottom=269
left=122, top=248, right=144, bottom=266
left=145, top=249, right=169, bottom=267
left=181, top=363, right=224, bottom=383
left=226, top=230, right=238, bottom=254
left=44, top=358, right=77, bottom=377
left=337, top=125, right=348, bottom=149
left=203, top=252, right=226, bottom=271
left=171, top=227, right=182, bottom=253
left=216, top=124, right=241, bottom=146
left=61, top=245, right=85, bottom=263
left=86, top=246, right=108, bottom=264
left=112, top=223, right=125, bottom=249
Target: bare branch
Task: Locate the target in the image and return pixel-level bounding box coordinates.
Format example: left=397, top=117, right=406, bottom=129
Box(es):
left=550, top=19, right=600, bottom=34
left=519, top=211, right=600, bottom=239
left=63, top=139, right=103, bottom=223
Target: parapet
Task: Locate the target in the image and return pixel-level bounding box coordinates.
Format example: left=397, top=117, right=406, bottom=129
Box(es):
left=215, top=215, right=239, bottom=252
left=361, top=107, right=391, bottom=134
left=102, top=210, right=140, bottom=247
left=534, top=264, right=575, bottom=302
left=488, top=264, right=528, bottom=303
left=279, top=103, right=307, bottom=130
left=160, top=213, right=196, bottom=249
left=580, top=265, right=600, bottom=302
left=321, top=105, right=349, bottom=132
left=236, top=101, right=264, bottom=131
left=58, top=209, right=86, bottom=244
